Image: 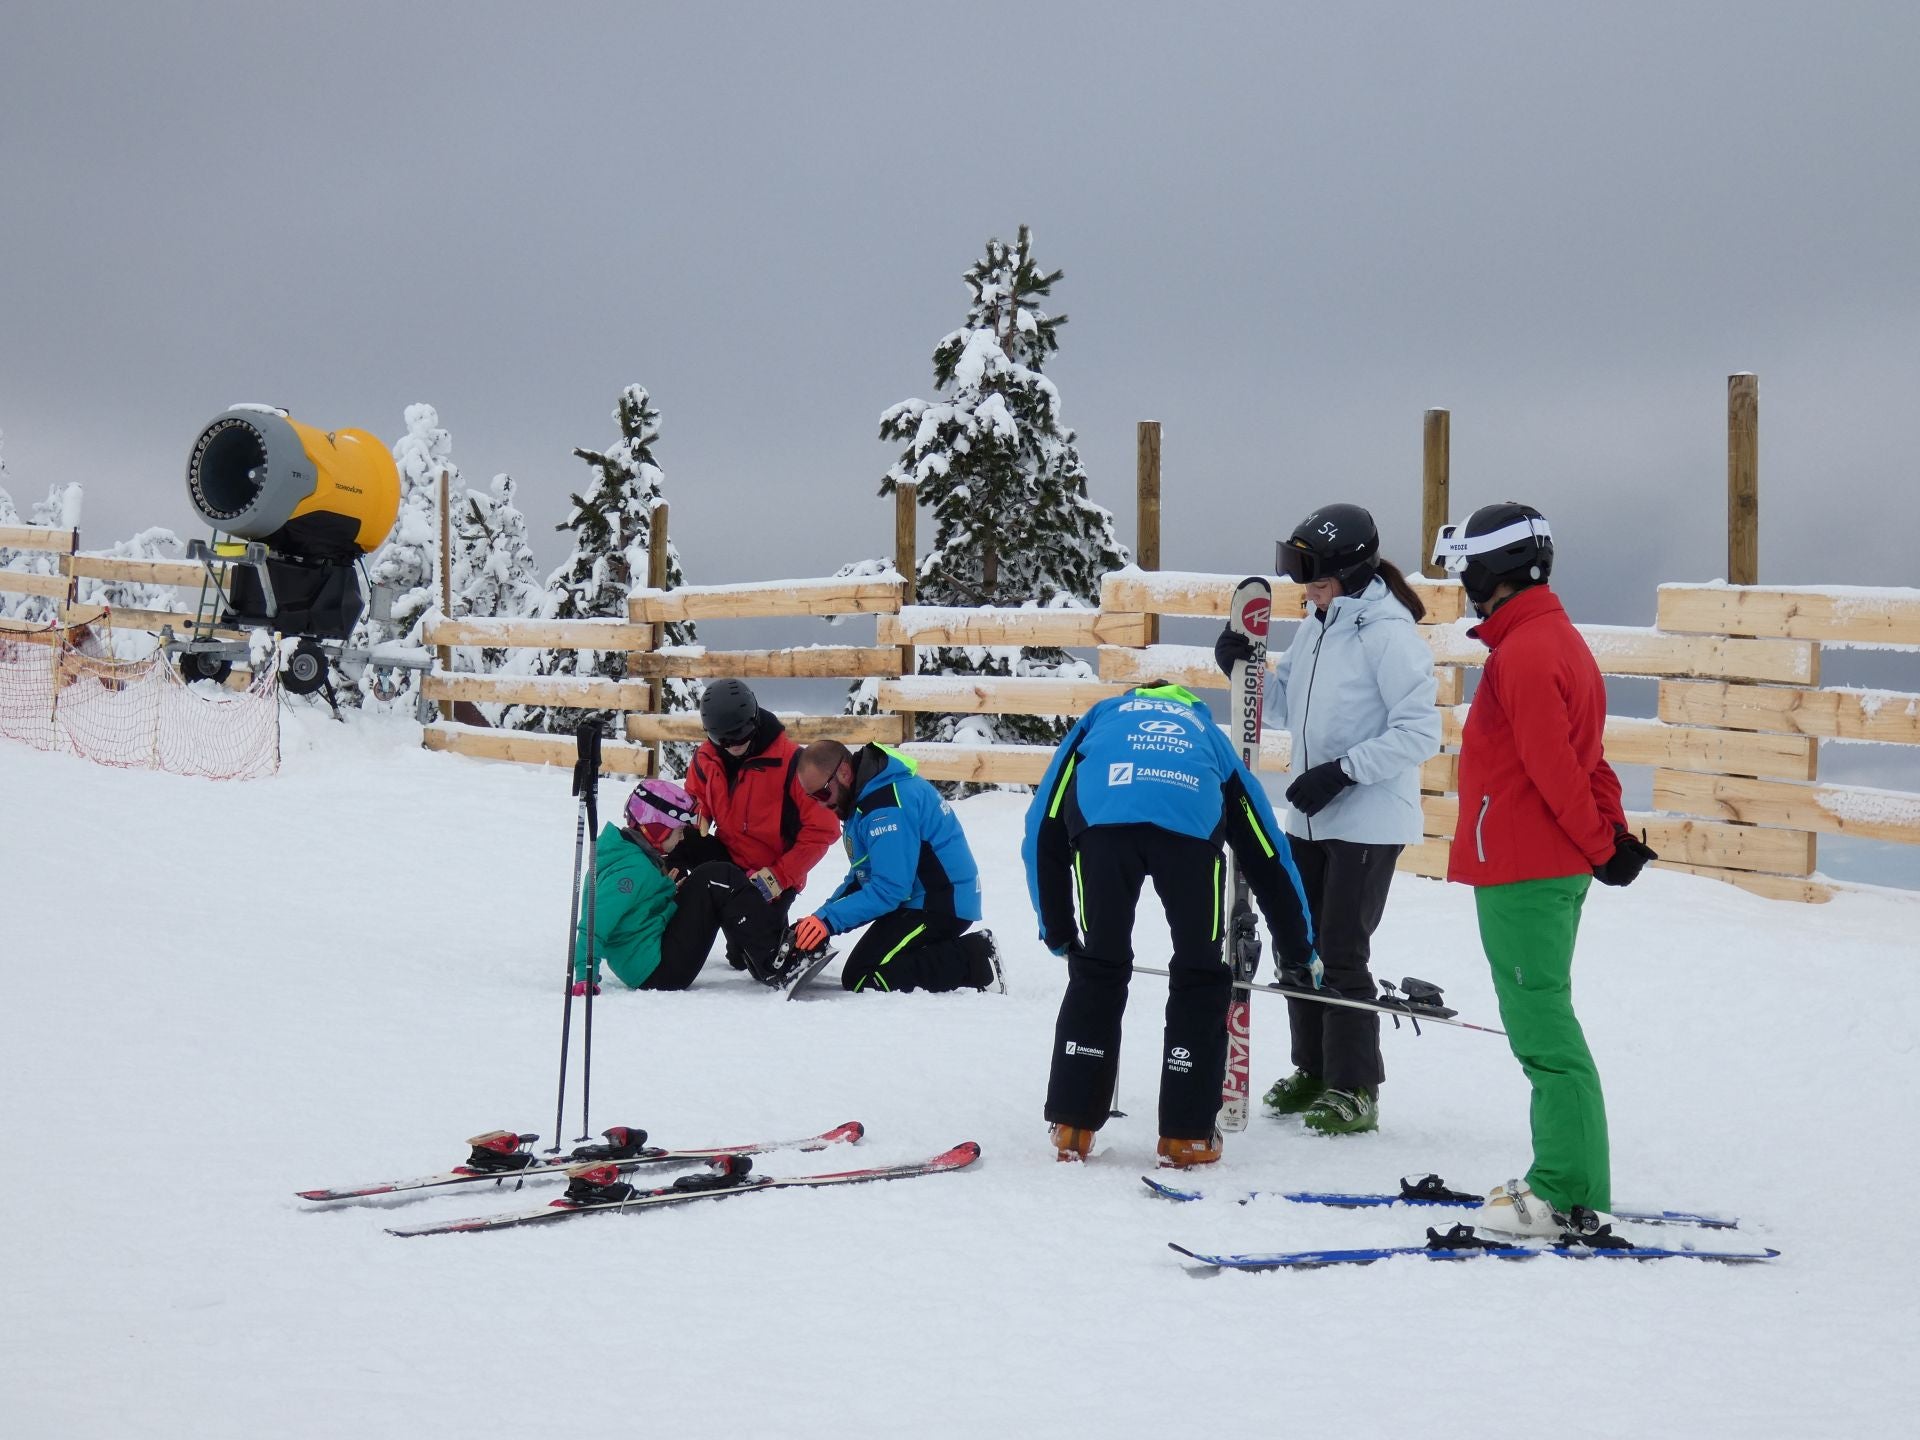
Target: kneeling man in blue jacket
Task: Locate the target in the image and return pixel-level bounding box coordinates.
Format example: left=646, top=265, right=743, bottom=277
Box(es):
left=791, top=741, right=1001, bottom=993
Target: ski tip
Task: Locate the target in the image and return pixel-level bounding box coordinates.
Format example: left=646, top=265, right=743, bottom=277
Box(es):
left=941, top=1141, right=983, bottom=1167
left=1141, top=1175, right=1202, bottom=1202
left=829, top=1121, right=866, bottom=1143
left=1167, top=1243, right=1217, bottom=1265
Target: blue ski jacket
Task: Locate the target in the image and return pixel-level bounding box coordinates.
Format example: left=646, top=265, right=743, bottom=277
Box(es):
left=817, top=745, right=982, bottom=935
left=1021, top=684, right=1315, bottom=966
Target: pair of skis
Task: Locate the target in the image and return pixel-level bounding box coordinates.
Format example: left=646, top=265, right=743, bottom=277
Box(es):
left=297, top=1121, right=978, bottom=1237
left=1152, top=1172, right=1777, bottom=1268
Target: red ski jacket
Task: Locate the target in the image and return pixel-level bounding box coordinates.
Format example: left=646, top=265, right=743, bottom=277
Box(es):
left=1448, top=585, right=1624, bottom=887
left=684, top=716, right=840, bottom=894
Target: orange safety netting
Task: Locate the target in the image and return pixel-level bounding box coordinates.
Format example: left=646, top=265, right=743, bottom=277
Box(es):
left=0, top=620, right=279, bottom=780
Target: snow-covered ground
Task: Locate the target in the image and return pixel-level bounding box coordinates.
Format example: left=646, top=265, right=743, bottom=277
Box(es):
left=3, top=713, right=1917, bottom=1438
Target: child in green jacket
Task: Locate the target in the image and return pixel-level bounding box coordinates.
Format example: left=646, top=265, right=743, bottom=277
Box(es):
left=573, top=779, right=701, bottom=991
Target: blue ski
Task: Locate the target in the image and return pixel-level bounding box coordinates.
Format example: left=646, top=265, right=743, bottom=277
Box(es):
left=1169, top=1233, right=1779, bottom=1271
left=1142, top=1173, right=1738, bottom=1230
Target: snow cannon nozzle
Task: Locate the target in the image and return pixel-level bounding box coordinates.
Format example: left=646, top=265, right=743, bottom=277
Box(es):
left=186, top=407, right=399, bottom=560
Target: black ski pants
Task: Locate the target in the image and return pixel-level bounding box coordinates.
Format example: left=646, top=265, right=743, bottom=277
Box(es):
left=1044, top=823, right=1226, bottom=1141
left=646, top=861, right=793, bottom=990
left=839, top=908, right=988, bottom=993
left=1284, top=835, right=1401, bottom=1091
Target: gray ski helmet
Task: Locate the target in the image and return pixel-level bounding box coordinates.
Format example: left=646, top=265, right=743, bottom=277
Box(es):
left=1431, top=501, right=1553, bottom=608
left=699, top=678, right=760, bottom=745
left=1278, top=504, right=1379, bottom=592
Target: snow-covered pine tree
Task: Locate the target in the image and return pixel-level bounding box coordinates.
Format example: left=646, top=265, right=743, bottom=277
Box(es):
left=876, top=225, right=1128, bottom=750
left=14, top=482, right=84, bottom=624
left=451, top=473, right=543, bottom=676
left=77, top=526, right=184, bottom=611
left=508, top=385, right=698, bottom=760
left=356, top=403, right=455, bottom=711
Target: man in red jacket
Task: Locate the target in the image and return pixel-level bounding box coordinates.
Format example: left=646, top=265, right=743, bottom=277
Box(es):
left=661, top=679, right=840, bottom=984
left=1432, top=503, right=1656, bottom=1235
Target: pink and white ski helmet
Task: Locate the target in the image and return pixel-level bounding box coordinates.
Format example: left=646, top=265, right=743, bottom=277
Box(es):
left=624, top=777, right=697, bottom=834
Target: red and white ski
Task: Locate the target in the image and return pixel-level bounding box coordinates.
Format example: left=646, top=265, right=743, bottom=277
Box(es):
left=387, top=1140, right=981, bottom=1237
left=1218, top=577, right=1272, bottom=1134
left=296, top=1121, right=865, bottom=1203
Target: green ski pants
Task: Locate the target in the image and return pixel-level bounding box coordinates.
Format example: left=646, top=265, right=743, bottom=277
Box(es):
left=1474, top=874, right=1609, bottom=1212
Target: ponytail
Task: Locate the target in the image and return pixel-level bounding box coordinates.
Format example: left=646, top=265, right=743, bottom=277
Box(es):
left=1376, top=558, right=1427, bottom=622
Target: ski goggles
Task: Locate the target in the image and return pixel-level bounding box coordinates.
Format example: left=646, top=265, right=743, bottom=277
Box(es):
left=1275, top=539, right=1341, bottom=584
left=1429, top=515, right=1552, bottom=573
left=707, top=719, right=757, bottom=748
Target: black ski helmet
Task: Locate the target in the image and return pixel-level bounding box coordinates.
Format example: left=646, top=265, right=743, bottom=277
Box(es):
left=1277, top=504, right=1379, bottom=593
left=699, top=678, right=760, bottom=746
left=1431, top=501, right=1553, bottom=609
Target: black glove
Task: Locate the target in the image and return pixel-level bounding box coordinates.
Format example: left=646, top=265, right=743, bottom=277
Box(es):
left=1285, top=760, right=1355, bottom=818
left=1214, top=624, right=1255, bottom=678
left=1594, top=828, right=1658, bottom=887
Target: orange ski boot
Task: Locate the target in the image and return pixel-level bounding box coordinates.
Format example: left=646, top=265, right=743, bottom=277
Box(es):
left=1050, top=1124, right=1095, bottom=1163
left=1155, top=1132, right=1223, bottom=1169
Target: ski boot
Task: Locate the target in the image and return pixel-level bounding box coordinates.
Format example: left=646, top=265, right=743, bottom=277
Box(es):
left=459, top=1130, right=542, bottom=1174
left=1050, top=1124, right=1095, bottom=1163
left=964, top=930, right=1005, bottom=993
left=1301, top=1086, right=1379, bottom=1136
left=1155, top=1131, right=1223, bottom=1169
left=1261, top=1068, right=1327, bottom=1115
left=1474, top=1179, right=1615, bottom=1238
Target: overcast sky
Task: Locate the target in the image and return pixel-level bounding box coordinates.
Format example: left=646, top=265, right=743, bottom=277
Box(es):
left=4, top=0, right=1917, bottom=631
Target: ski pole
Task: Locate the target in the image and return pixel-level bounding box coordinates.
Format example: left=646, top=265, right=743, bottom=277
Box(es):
left=575, top=721, right=603, bottom=1142
left=548, top=723, right=597, bottom=1153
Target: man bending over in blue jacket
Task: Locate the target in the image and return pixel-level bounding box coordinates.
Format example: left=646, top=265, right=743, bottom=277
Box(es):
left=790, top=740, right=1002, bottom=994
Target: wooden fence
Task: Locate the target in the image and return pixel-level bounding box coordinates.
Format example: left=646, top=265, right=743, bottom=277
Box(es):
left=0, top=522, right=235, bottom=637
left=417, top=560, right=1920, bottom=906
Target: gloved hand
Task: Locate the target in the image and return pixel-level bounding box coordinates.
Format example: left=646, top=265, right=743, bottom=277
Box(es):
left=1594, top=828, right=1658, bottom=887
left=793, top=915, right=831, bottom=953
left=1278, top=951, right=1325, bottom=991
left=570, top=979, right=601, bottom=997
left=1043, top=931, right=1073, bottom=958
left=1214, top=624, right=1256, bottom=678
left=749, top=867, right=783, bottom=902
left=1285, top=760, right=1355, bottom=817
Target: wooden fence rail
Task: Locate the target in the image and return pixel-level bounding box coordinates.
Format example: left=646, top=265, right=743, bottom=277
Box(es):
left=9, top=517, right=1916, bottom=908
left=421, top=574, right=1917, bottom=906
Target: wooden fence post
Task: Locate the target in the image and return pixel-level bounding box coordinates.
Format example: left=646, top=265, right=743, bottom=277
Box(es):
left=638, top=501, right=672, bottom=775
left=1137, top=421, right=1161, bottom=644
left=1728, top=373, right=1759, bottom=585
left=1421, top=409, right=1450, bottom=579
left=895, top=480, right=917, bottom=690
left=436, top=469, right=454, bottom=720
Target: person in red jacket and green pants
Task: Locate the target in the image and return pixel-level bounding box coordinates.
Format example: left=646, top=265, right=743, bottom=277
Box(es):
left=1432, top=503, right=1658, bottom=1236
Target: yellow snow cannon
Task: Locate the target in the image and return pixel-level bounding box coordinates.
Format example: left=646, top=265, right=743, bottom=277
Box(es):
left=173, top=406, right=407, bottom=696
left=186, top=405, right=400, bottom=558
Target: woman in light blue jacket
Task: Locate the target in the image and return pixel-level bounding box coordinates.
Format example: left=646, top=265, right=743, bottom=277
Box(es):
left=1215, top=504, right=1441, bottom=1136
